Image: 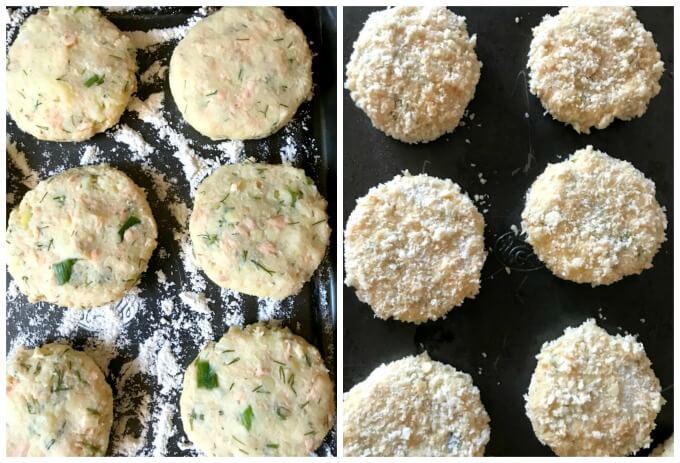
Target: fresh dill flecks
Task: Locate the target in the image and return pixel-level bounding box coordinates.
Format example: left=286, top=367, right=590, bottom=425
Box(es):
left=40, top=192, right=48, bottom=202
left=118, top=216, right=141, bottom=242
left=287, top=41, right=294, bottom=48
left=36, top=125, right=48, bottom=131
left=221, top=349, right=235, bottom=353
left=227, top=357, right=241, bottom=365
left=299, top=400, right=309, bottom=410
left=241, top=249, right=248, bottom=262
left=236, top=37, right=250, bottom=41
left=276, top=406, right=290, bottom=420
left=279, top=103, right=289, bottom=108
left=252, top=384, right=263, bottom=392
left=232, top=434, right=245, bottom=445
left=36, top=238, right=54, bottom=251
left=53, top=195, right=65, bottom=206
left=273, top=37, right=284, bottom=42
left=266, top=443, right=279, bottom=449
left=51, top=369, right=71, bottom=393
left=199, top=233, right=219, bottom=245
left=74, top=6, right=86, bottom=13
left=229, top=382, right=235, bottom=391
left=220, top=193, right=230, bottom=203
left=109, top=54, right=123, bottom=60
left=84, top=74, right=105, bottom=87
left=280, top=84, right=288, bottom=92
left=205, top=90, right=218, bottom=96
left=278, top=365, right=286, bottom=382
left=312, top=219, right=326, bottom=226
left=251, top=259, right=275, bottom=276
left=26, top=398, right=39, bottom=414
left=304, top=353, right=312, bottom=367
left=238, top=67, right=244, bottom=81
left=272, top=359, right=286, bottom=366
left=287, top=221, right=299, bottom=225
left=34, top=100, right=42, bottom=110
left=304, top=430, right=316, bottom=436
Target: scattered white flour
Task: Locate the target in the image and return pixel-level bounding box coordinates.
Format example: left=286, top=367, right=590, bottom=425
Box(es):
left=257, top=297, right=294, bottom=321
left=7, top=136, right=38, bottom=188
left=79, top=144, right=102, bottom=165
left=280, top=135, right=299, bottom=164
left=112, top=124, right=156, bottom=161
left=179, top=291, right=212, bottom=315
left=140, top=59, right=168, bottom=85
left=125, top=7, right=208, bottom=49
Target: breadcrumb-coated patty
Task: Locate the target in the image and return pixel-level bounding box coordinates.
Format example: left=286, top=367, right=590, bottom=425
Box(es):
left=521, top=146, right=666, bottom=286
left=528, top=6, right=664, bottom=133
left=344, top=172, right=486, bottom=324
left=525, top=319, right=664, bottom=456
left=651, top=434, right=674, bottom=457
left=344, top=352, right=490, bottom=456
left=345, top=6, right=481, bottom=143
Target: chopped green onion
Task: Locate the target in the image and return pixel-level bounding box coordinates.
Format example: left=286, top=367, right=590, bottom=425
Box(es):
left=84, top=74, right=105, bottom=87
left=118, top=216, right=141, bottom=242
left=241, top=405, right=254, bottom=431
left=196, top=360, right=218, bottom=389
left=53, top=258, right=78, bottom=285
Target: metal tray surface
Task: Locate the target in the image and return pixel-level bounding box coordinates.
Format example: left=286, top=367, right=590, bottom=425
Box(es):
left=343, top=6, right=673, bottom=457
left=6, top=6, right=336, bottom=457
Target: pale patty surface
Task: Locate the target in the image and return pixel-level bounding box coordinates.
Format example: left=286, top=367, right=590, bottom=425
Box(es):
left=344, top=352, right=490, bottom=456
left=189, top=162, right=330, bottom=299
left=525, top=319, right=664, bottom=456
left=344, top=172, right=486, bottom=323
left=521, top=146, right=666, bottom=286
left=179, top=323, right=335, bottom=456
left=7, top=7, right=136, bottom=141
left=528, top=6, right=664, bottom=133
left=6, top=343, right=113, bottom=457
left=345, top=7, right=481, bottom=143
left=6, top=165, right=158, bottom=309
left=169, top=6, right=312, bottom=140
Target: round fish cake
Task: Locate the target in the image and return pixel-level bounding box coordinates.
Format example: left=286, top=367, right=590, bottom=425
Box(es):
left=651, top=434, right=674, bottom=457
left=179, top=323, right=335, bottom=456
left=7, top=7, right=137, bottom=142
left=344, top=172, right=486, bottom=324
left=189, top=162, right=330, bottom=300
left=344, top=352, right=490, bottom=456
left=345, top=7, right=481, bottom=143
left=6, top=343, right=113, bottom=457
left=521, top=146, right=666, bottom=286
left=169, top=6, right=312, bottom=140
left=525, top=319, right=664, bottom=456
left=6, top=164, right=158, bottom=309
left=528, top=6, right=664, bottom=133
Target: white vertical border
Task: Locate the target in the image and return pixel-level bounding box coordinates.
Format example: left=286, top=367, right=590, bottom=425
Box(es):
left=335, top=4, right=345, bottom=458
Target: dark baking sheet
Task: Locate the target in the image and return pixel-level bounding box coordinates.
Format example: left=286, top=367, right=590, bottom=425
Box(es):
left=6, top=6, right=336, bottom=456
left=343, top=6, right=673, bottom=457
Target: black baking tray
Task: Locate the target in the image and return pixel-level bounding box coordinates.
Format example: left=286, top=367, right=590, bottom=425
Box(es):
left=6, top=6, right=337, bottom=456
left=343, top=6, right=673, bottom=457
